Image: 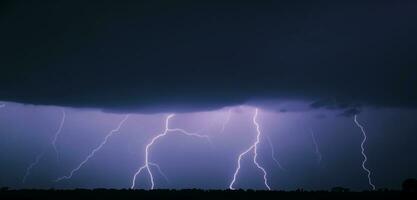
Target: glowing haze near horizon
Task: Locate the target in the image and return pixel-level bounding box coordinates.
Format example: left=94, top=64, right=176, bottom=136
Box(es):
left=1, top=101, right=417, bottom=191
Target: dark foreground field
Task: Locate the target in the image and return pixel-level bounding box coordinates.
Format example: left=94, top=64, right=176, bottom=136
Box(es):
left=1, top=189, right=416, bottom=200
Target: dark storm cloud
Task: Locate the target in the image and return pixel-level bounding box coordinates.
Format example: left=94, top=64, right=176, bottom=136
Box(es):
left=0, top=0, right=416, bottom=113
left=310, top=98, right=362, bottom=116
left=339, top=108, right=361, bottom=117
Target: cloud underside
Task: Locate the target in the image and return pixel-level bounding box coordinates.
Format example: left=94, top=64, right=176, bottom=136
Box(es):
left=0, top=1, right=416, bottom=113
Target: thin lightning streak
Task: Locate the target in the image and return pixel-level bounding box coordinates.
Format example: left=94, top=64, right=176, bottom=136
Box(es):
left=22, top=109, right=68, bottom=183
left=220, top=109, right=232, bottom=133
left=131, top=114, right=210, bottom=190
left=169, top=127, right=213, bottom=148
left=310, top=129, right=322, bottom=165
left=229, top=108, right=271, bottom=190
left=51, top=109, right=66, bottom=161
left=169, top=128, right=211, bottom=141
left=265, top=135, right=285, bottom=171
left=354, top=114, right=376, bottom=191
left=149, top=162, right=169, bottom=184
left=229, top=146, right=254, bottom=189
left=56, top=114, right=130, bottom=181
left=22, top=151, right=45, bottom=183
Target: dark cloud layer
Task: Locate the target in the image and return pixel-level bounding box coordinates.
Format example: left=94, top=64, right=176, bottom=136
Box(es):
left=1, top=0, right=416, bottom=113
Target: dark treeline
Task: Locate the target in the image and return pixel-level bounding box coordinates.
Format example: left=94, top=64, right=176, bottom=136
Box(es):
left=0, top=188, right=416, bottom=200
left=1, top=179, right=416, bottom=200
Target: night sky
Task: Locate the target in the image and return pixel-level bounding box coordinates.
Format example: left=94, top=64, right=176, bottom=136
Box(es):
left=1, top=0, right=417, bottom=190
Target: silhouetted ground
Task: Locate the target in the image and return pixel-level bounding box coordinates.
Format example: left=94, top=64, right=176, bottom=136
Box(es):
left=1, top=188, right=417, bottom=200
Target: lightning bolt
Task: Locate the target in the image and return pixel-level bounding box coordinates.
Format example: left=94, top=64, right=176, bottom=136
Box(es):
left=220, top=109, right=232, bottom=133
left=310, top=129, right=322, bottom=165
left=354, top=114, right=376, bottom=191
left=51, top=109, right=66, bottom=161
left=22, top=151, right=45, bottom=183
left=56, top=114, right=130, bottom=181
left=131, top=114, right=211, bottom=190
left=265, top=135, right=285, bottom=171
left=22, top=109, right=67, bottom=183
left=229, top=108, right=271, bottom=190
left=148, top=162, right=169, bottom=184
left=131, top=162, right=169, bottom=185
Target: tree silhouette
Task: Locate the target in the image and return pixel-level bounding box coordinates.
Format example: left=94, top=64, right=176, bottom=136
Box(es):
left=402, top=178, right=417, bottom=192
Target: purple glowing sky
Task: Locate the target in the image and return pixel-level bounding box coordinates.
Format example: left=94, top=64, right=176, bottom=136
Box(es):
left=1, top=101, right=416, bottom=190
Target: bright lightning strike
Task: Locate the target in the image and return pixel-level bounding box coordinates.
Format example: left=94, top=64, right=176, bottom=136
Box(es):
left=133, top=162, right=169, bottom=185
left=265, top=135, right=285, bottom=171
left=51, top=109, right=66, bottom=161
left=131, top=114, right=211, bottom=190
left=310, top=129, right=322, bottom=165
left=354, top=114, right=376, bottom=191
left=229, top=108, right=271, bottom=190
left=56, top=114, right=130, bottom=181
